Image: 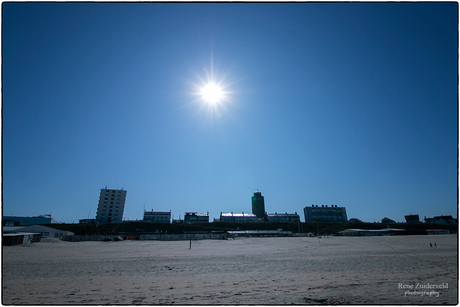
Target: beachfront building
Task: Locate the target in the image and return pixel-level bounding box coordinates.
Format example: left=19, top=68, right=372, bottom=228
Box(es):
left=252, top=190, right=266, bottom=219
left=434, top=215, right=456, bottom=223
left=143, top=211, right=171, bottom=223
left=96, top=187, right=127, bottom=223
left=404, top=214, right=420, bottom=223
left=220, top=212, right=259, bottom=223
left=433, top=215, right=456, bottom=224
left=381, top=217, right=396, bottom=224
left=337, top=228, right=406, bottom=236
left=227, top=229, right=293, bottom=237
left=426, top=229, right=450, bottom=235
left=3, top=225, right=74, bottom=239
left=79, top=219, right=96, bottom=224
left=303, top=205, right=348, bottom=222
left=267, top=212, right=300, bottom=223
left=184, top=212, right=209, bottom=223
left=3, top=233, right=42, bottom=246
left=424, top=215, right=456, bottom=224
left=3, top=214, right=52, bottom=226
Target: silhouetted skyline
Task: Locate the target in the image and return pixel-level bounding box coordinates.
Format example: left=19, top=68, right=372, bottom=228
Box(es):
left=3, top=3, right=457, bottom=223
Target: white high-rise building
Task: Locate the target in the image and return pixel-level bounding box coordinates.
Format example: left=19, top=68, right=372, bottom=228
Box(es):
left=96, top=188, right=127, bottom=223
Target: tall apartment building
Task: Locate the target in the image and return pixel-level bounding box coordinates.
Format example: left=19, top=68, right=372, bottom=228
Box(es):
left=303, top=205, right=347, bottom=222
left=96, top=188, right=127, bottom=223
left=252, top=190, right=266, bottom=219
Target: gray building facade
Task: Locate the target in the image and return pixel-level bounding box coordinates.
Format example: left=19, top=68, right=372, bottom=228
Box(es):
left=304, top=205, right=347, bottom=222
left=143, top=211, right=171, bottom=223
left=184, top=212, right=209, bottom=223
left=220, top=212, right=259, bottom=223
left=267, top=212, right=300, bottom=223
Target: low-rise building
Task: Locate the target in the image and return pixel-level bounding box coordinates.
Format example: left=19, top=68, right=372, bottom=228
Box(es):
left=3, top=215, right=52, bottom=226
left=337, top=228, right=406, bottom=236
left=426, top=229, right=450, bottom=235
left=381, top=217, right=396, bottom=224
left=3, top=233, right=42, bottom=246
left=143, top=211, right=171, bottom=223
left=404, top=214, right=420, bottom=223
left=227, top=229, right=293, bottom=237
left=424, top=215, right=457, bottom=224
left=424, top=217, right=437, bottom=223
left=267, top=212, right=300, bottom=223
left=304, top=205, right=347, bottom=222
left=79, top=219, right=96, bottom=224
left=3, top=225, right=74, bottom=239
left=220, top=212, right=259, bottom=223
left=184, top=212, right=209, bottom=223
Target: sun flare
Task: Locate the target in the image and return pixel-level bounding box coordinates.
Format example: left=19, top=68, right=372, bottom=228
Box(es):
left=201, top=83, right=224, bottom=104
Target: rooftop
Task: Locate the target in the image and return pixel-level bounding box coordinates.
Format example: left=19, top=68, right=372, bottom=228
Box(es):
left=221, top=212, right=256, bottom=217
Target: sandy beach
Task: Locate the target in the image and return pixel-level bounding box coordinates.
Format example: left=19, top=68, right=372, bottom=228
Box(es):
left=2, top=234, right=457, bottom=305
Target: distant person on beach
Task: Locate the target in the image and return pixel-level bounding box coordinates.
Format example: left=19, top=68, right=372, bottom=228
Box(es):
left=435, top=242, right=437, bottom=248
left=430, top=243, right=432, bottom=248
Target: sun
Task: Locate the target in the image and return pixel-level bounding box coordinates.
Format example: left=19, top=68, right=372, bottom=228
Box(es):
left=201, top=83, right=224, bottom=104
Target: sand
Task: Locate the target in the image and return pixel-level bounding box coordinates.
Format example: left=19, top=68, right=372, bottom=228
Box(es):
left=2, top=234, right=457, bottom=305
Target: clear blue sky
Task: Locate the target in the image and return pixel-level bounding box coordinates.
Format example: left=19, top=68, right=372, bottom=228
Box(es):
left=3, top=3, right=457, bottom=223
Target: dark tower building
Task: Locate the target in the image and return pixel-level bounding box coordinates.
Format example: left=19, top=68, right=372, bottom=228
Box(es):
left=251, top=190, right=266, bottom=219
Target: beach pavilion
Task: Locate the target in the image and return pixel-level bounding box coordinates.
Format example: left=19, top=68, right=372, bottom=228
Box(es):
left=337, top=228, right=406, bottom=236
